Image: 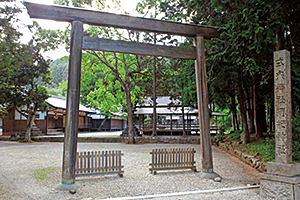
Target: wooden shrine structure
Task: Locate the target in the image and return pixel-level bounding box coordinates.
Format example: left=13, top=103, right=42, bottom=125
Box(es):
left=25, top=2, right=220, bottom=189
left=135, top=96, right=227, bottom=136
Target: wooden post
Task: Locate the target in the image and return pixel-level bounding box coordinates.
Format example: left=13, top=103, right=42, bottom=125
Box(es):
left=222, top=116, right=224, bottom=127
left=142, top=115, right=144, bottom=132
left=138, top=114, right=141, bottom=135
left=46, top=110, right=48, bottom=134
left=194, top=35, right=219, bottom=179
left=182, top=106, right=185, bottom=135
left=61, top=20, right=83, bottom=186
left=152, top=60, right=157, bottom=136
left=170, top=114, right=173, bottom=135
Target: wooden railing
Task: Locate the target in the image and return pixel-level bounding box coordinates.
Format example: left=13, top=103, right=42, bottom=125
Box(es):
left=75, top=150, right=124, bottom=177
left=149, top=148, right=196, bottom=174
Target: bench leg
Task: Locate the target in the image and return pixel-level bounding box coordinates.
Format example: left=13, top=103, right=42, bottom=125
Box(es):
left=150, top=170, right=157, bottom=175
left=118, top=172, right=124, bottom=178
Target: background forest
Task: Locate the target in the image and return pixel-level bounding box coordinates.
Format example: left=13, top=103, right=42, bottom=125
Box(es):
left=1, top=0, right=300, bottom=156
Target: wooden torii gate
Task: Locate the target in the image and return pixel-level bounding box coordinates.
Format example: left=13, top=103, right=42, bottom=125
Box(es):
left=25, top=2, right=221, bottom=189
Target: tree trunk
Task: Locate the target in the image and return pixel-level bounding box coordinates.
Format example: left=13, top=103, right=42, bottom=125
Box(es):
left=243, top=77, right=255, bottom=134
left=152, top=57, right=157, bottom=137
left=275, top=32, right=284, bottom=51
left=124, top=85, right=135, bottom=144
left=230, top=95, right=238, bottom=131
left=152, top=33, right=157, bottom=137
left=248, top=102, right=255, bottom=134
left=270, top=105, right=274, bottom=132
left=24, top=112, right=36, bottom=142
left=182, top=104, right=186, bottom=135
left=254, top=73, right=267, bottom=138
left=238, top=83, right=250, bottom=144
left=97, top=116, right=109, bottom=131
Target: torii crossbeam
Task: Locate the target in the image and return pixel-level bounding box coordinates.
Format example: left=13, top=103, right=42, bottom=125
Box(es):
left=25, top=2, right=221, bottom=190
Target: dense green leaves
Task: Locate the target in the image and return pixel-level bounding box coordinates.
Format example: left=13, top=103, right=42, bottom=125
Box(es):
left=48, top=59, right=68, bottom=89
left=0, top=1, right=62, bottom=141
left=137, top=0, right=300, bottom=144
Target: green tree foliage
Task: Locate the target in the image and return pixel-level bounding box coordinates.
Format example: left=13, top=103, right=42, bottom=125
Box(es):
left=139, top=0, right=300, bottom=144
left=53, top=0, right=151, bottom=143
left=0, top=2, right=62, bottom=141
left=59, top=80, right=68, bottom=97
left=83, top=50, right=147, bottom=143
left=80, top=52, right=128, bottom=114
left=53, top=0, right=92, bottom=7
left=49, top=59, right=68, bottom=89
left=78, top=25, right=149, bottom=143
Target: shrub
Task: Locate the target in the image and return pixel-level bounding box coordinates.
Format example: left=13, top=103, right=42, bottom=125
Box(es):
left=242, top=137, right=275, bottom=162
left=292, top=110, right=300, bottom=142
left=215, top=126, right=225, bottom=145
left=228, top=130, right=242, bottom=140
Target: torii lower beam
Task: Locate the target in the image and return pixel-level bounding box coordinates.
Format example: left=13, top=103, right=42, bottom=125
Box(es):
left=82, top=37, right=197, bottom=60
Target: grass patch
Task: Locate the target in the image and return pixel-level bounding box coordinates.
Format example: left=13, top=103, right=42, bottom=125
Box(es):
left=33, top=167, right=58, bottom=181
left=231, top=137, right=300, bottom=163
left=227, top=130, right=242, bottom=140
left=18, top=140, right=36, bottom=143
left=0, top=188, right=5, bottom=196
left=240, top=138, right=275, bottom=162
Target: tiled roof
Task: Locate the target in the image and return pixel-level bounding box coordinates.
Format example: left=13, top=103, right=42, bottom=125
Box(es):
left=46, top=96, right=95, bottom=113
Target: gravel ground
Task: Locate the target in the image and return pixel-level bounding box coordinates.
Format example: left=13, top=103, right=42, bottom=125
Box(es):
left=0, top=141, right=269, bottom=200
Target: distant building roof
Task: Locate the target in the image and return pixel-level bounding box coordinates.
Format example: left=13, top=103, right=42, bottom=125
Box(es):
left=137, top=96, right=182, bottom=107
left=135, top=107, right=227, bottom=116
left=46, top=96, right=95, bottom=113
left=135, top=96, right=227, bottom=116
left=135, top=107, right=197, bottom=115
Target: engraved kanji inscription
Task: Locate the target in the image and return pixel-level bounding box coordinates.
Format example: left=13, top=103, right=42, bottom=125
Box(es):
left=275, top=57, right=284, bottom=68
left=274, top=50, right=291, bottom=164
left=275, top=70, right=285, bottom=84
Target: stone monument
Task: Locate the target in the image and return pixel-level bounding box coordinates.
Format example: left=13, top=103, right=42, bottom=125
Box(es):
left=259, top=50, right=300, bottom=199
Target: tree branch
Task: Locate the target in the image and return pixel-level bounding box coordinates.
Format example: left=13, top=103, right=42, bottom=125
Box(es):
left=15, top=107, right=28, bottom=118
left=113, top=52, right=118, bottom=71
left=88, top=51, right=126, bottom=90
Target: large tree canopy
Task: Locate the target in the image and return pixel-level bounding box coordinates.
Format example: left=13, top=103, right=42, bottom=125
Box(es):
left=137, top=0, right=300, bottom=143
left=0, top=1, right=63, bottom=141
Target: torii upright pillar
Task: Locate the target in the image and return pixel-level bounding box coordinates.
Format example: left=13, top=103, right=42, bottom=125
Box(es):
left=194, top=35, right=220, bottom=179
left=55, top=20, right=83, bottom=190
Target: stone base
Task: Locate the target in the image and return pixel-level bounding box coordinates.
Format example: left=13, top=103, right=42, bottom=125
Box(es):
left=54, top=183, right=82, bottom=191
left=200, top=172, right=221, bottom=180
left=267, top=162, right=300, bottom=176
left=259, top=173, right=300, bottom=199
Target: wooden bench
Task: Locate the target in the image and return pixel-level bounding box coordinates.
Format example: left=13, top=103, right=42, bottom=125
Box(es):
left=149, top=148, right=197, bottom=174
left=75, top=150, right=124, bottom=177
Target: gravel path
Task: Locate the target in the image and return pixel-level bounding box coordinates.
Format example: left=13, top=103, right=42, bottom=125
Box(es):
left=0, top=141, right=269, bottom=199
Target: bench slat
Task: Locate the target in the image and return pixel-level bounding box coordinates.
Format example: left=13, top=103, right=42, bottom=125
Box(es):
left=75, top=150, right=124, bottom=177
left=149, top=147, right=196, bottom=174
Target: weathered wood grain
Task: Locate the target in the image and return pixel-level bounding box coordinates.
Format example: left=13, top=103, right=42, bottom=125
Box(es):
left=194, top=36, right=214, bottom=172
left=62, top=20, right=83, bottom=184
left=149, top=148, right=196, bottom=174
left=24, top=2, right=219, bottom=38
left=82, top=37, right=197, bottom=60
left=75, top=150, right=124, bottom=177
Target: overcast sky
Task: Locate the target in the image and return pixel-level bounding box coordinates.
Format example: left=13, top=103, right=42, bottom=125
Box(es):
left=16, top=0, right=140, bottom=60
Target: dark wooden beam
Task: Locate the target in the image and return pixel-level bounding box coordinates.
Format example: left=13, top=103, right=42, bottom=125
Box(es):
left=194, top=35, right=220, bottom=179
left=83, top=37, right=197, bottom=60
left=24, top=2, right=220, bottom=39
left=194, top=35, right=213, bottom=172
left=62, top=20, right=83, bottom=185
